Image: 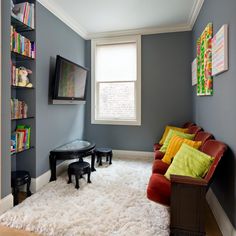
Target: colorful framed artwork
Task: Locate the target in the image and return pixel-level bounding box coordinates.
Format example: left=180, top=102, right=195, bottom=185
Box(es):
left=192, top=58, right=197, bottom=86
left=212, top=24, right=229, bottom=76
left=197, top=23, right=213, bottom=96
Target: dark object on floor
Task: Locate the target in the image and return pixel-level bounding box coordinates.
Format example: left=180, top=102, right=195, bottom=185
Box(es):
left=49, top=139, right=96, bottom=182
left=11, top=170, right=31, bottom=206
left=67, top=161, right=91, bottom=189
left=95, top=148, right=113, bottom=166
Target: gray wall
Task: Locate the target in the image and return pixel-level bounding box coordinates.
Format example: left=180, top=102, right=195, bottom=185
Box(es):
left=85, top=32, right=193, bottom=151
left=192, top=0, right=236, bottom=227
left=1, top=0, right=11, bottom=198
left=35, top=3, right=86, bottom=177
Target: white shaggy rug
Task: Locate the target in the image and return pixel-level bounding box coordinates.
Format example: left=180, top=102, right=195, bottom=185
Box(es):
left=0, top=158, right=169, bottom=236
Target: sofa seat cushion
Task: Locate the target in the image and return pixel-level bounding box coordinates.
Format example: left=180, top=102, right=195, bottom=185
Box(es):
left=153, top=143, right=162, bottom=151
left=147, top=173, right=171, bottom=206
left=154, top=150, right=165, bottom=160
left=152, top=160, right=170, bottom=174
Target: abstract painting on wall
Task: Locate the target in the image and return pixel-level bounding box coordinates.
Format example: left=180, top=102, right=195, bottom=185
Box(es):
left=212, top=24, right=229, bottom=76
left=197, top=23, right=213, bottom=96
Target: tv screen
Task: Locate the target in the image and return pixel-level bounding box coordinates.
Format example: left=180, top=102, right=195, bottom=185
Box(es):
left=53, top=55, right=88, bottom=101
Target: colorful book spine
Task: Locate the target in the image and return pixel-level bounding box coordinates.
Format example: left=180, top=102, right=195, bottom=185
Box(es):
left=10, top=27, right=36, bottom=58
left=11, top=98, right=28, bottom=119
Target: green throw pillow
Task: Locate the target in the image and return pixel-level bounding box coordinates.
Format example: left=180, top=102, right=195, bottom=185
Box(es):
left=160, top=129, right=195, bottom=153
left=165, top=143, right=214, bottom=180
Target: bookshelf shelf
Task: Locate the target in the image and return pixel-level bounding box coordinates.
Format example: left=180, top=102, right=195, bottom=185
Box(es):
left=11, top=116, right=35, bottom=121
left=11, top=85, right=34, bottom=90
left=11, top=146, right=35, bottom=156
left=11, top=16, right=34, bottom=32
left=11, top=51, right=35, bottom=61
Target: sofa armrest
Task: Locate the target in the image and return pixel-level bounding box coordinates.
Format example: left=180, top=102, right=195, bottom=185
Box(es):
left=170, top=175, right=207, bottom=235
left=170, top=175, right=208, bottom=186
left=153, top=143, right=162, bottom=151
left=154, top=150, right=165, bottom=160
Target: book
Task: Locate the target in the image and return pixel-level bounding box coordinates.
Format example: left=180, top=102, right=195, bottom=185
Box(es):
left=12, top=2, right=35, bottom=28
left=11, top=133, right=17, bottom=154
left=17, top=125, right=31, bottom=149
left=12, top=3, right=25, bottom=22
left=15, top=125, right=31, bottom=150
left=11, top=98, right=28, bottom=119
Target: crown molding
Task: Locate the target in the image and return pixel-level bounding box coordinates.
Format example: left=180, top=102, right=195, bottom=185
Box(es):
left=189, top=0, right=205, bottom=29
left=88, top=24, right=192, bottom=39
left=37, top=0, right=203, bottom=40
left=37, top=0, right=89, bottom=39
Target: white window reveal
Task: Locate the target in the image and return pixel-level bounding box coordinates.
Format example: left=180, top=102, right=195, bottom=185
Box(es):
left=91, top=35, right=141, bottom=126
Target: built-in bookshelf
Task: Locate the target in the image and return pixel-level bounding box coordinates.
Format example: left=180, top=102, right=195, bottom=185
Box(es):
left=10, top=0, right=36, bottom=177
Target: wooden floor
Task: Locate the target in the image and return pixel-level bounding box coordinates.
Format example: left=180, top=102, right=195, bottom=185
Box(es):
left=205, top=204, right=222, bottom=236
left=0, top=202, right=222, bottom=236
left=0, top=225, right=39, bottom=236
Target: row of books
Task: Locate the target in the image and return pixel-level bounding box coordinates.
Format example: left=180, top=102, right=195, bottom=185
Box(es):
left=11, top=98, right=28, bottom=120
left=10, top=26, right=36, bottom=58
left=11, top=125, right=31, bottom=154
left=12, top=2, right=35, bottom=29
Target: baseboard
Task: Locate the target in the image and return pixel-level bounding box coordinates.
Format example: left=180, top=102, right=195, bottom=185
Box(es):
left=31, top=161, right=70, bottom=193
left=206, top=188, right=236, bottom=236
left=113, top=149, right=153, bottom=160
left=31, top=150, right=153, bottom=193
left=0, top=194, right=13, bottom=214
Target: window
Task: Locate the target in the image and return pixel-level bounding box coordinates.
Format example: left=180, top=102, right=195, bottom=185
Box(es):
left=91, top=35, right=141, bottom=125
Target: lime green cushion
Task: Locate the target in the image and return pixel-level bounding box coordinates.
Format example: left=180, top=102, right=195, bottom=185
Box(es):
left=160, top=129, right=195, bottom=153
left=165, top=143, right=214, bottom=180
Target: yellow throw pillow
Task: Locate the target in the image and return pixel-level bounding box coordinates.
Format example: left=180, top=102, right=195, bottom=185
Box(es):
left=159, top=126, right=188, bottom=145
left=162, top=135, right=202, bottom=164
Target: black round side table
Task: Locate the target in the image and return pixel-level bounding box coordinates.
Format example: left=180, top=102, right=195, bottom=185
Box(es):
left=11, top=171, right=32, bottom=206
left=95, top=148, right=113, bottom=166
left=67, top=161, right=91, bottom=189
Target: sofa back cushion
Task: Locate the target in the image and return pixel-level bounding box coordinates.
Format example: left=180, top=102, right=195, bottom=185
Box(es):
left=159, top=126, right=189, bottom=145
left=160, top=130, right=195, bottom=153
left=162, top=135, right=202, bottom=164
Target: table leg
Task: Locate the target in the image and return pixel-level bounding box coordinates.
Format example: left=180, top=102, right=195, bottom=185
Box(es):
left=49, top=154, right=57, bottom=181
left=12, top=186, right=19, bottom=206
left=26, top=178, right=32, bottom=197
left=109, top=153, right=113, bottom=165
left=91, top=152, right=96, bottom=172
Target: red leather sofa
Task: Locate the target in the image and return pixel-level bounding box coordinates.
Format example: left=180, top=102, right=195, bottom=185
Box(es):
left=147, top=123, right=227, bottom=235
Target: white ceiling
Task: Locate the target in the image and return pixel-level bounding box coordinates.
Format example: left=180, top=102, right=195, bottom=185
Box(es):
left=37, top=0, right=204, bottom=39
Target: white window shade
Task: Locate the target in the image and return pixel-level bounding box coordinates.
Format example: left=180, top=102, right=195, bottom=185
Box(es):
left=96, top=43, right=137, bottom=82
left=92, top=36, right=141, bottom=126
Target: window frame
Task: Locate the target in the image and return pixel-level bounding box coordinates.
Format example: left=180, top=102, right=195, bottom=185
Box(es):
left=91, top=35, right=141, bottom=126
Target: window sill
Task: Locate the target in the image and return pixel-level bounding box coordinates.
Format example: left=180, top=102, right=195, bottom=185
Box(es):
left=91, top=119, right=141, bottom=126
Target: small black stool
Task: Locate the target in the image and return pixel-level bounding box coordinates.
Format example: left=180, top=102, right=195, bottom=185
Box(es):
left=11, top=171, right=32, bottom=206
left=68, top=161, right=91, bottom=189
left=95, top=148, right=113, bottom=166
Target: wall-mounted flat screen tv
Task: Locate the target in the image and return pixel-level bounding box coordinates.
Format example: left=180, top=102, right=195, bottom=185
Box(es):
left=52, top=55, right=89, bottom=104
